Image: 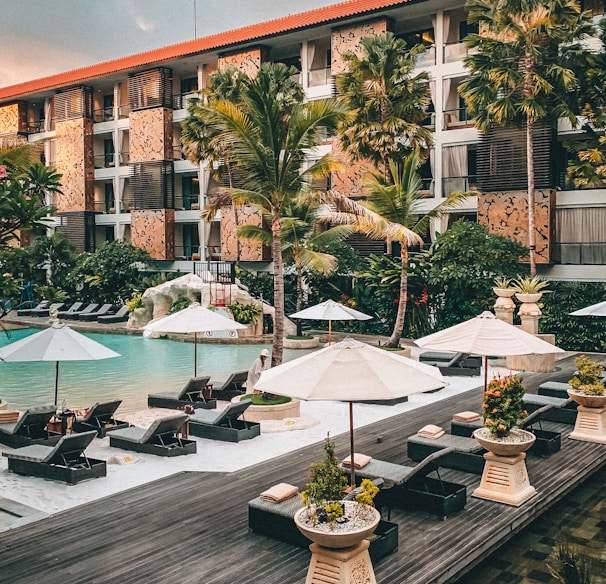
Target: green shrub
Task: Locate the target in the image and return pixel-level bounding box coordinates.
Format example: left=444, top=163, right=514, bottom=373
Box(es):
left=169, top=297, right=191, bottom=314
left=228, top=302, right=262, bottom=325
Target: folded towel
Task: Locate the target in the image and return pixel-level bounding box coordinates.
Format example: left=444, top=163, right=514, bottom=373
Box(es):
left=453, top=411, right=481, bottom=423
left=342, top=453, right=372, bottom=469
left=0, top=410, right=19, bottom=423
left=260, top=483, right=299, bottom=503
left=418, top=424, right=444, bottom=439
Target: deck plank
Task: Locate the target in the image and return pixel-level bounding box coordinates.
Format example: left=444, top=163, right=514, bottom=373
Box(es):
left=0, top=354, right=605, bottom=584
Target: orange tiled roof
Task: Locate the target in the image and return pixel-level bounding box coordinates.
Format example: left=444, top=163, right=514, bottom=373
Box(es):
left=0, top=0, right=410, bottom=101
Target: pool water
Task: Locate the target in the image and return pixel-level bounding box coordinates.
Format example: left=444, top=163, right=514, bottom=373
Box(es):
left=0, top=328, right=303, bottom=414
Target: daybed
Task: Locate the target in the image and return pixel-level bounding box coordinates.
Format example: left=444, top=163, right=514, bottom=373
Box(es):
left=147, top=377, right=217, bottom=410
left=0, top=405, right=61, bottom=448
left=188, top=400, right=260, bottom=442
left=72, top=400, right=130, bottom=438
left=97, top=305, right=130, bottom=324
left=208, top=370, right=248, bottom=400
left=418, top=351, right=482, bottom=376
left=56, top=302, right=84, bottom=318
left=30, top=302, right=64, bottom=317
left=109, top=414, right=196, bottom=456
left=341, top=448, right=467, bottom=520
left=248, top=483, right=398, bottom=561
left=62, top=303, right=99, bottom=320
left=16, top=300, right=48, bottom=316
left=79, top=303, right=113, bottom=321
left=2, top=430, right=106, bottom=484
left=407, top=432, right=486, bottom=474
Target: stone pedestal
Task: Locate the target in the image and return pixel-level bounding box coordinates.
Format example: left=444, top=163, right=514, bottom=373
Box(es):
left=305, top=540, right=376, bottom=584
left=506, top=333, right=556, bottom=373
left=473, top=452, right=536, bottom=506
left=570, top=406, right=606, bottom=444
left=493, top=288, right=516, bottom=325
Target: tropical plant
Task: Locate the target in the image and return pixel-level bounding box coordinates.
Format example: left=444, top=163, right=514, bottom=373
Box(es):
left=36, top=284, right=68, bottom=304
left=493, top=277, right=513, bottom=290
left=185, top=62, right=346, bottom=366
left=459, top=0, right=594, bottom=276
left=31, top=232, right=77, bottom=286
left=569, top=355, right=605, bottom=396
left=169, top=297, right=191, bottom=314
left=512, top=275, right=550, bottom=295
left=320, top=152, right=466, bottom=347
left=548, top=537, right=595, bottom=584
left=428, top=220, right=527, bottom=330
left=126, top=293, right=143, bottom=313
left=482, top=374, right=527, bottom=437
left=228, top=302, right=262, bottom=325
left=301, top=435, right=349, bottom=525
left=337, top=31, right=432, bottom=179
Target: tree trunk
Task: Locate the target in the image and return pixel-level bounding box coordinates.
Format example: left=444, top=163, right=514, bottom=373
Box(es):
left=386, top=245, right=408, bottom=347
left=526, top=119, right=537, bottom=277
left=295, top=262, right=303, bottom=313
left=271, top=206, right=285, bottom=366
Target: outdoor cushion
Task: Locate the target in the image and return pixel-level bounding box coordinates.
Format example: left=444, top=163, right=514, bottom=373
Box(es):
left=110, top=414, right=188, bottom=444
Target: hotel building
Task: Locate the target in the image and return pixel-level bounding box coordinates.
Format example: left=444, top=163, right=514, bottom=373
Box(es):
left=1, top=0, right=605, bottom=281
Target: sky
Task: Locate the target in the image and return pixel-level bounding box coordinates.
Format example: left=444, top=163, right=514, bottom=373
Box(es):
left=0, top=0, right=335, bottom=89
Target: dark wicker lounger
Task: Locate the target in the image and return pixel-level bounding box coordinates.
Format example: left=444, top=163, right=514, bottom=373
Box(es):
left=148, top=376, right=217, bottom=410
left=407, top=433, right=486, bottom=474
left=0, top=405, right=61, bottom=448
left=109, top=414, right=196, bottom=457
left=2, top=430, right=106, bottom=484
left=341, top=448, right=467, bottom=519
left=72, top=400, right=130, bottom=438
left=188, top=399, right=260, bottom=442
left=208, top=371, right=248, bottom=401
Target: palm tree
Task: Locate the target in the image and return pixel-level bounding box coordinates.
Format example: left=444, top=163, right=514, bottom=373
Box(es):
left=319, top=151, right=466, bottom=347
left=0, top=139, right=40, bottom=175
left=237, top=199, right=352, bottom=312
left=337, top=32, right=432, bottom=180
left=459, top=0, right=593, bottom=276
left=189, top=63, right=346, bottom=365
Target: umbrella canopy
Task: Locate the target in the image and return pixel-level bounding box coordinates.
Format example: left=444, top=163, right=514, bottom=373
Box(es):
left=255, top=337, right=446, bottom=485
left=569, top=301, right=606, bottom=317
left=0, top=323, right=120, bottom=405
left=289, top=300, right=372, bottom=343
left=415, top=311, right=565, bottom=388
left=143, top=303, right=246, bottom=376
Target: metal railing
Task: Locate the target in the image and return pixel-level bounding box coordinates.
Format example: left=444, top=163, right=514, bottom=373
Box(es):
left=93, top=107, right=115, bottom=123
left=174, top=195, right=200, bottom=210
left=442, top=107, right=473, bottom=129
left=415, top=46, right=436, bottom=67
left=442, top=175, right=478, bottom=196
left=308, top=67, right=332, bottom=87
left=172, top=92, right=198, bottom=110
left=193, top=260, right=236, bottom=283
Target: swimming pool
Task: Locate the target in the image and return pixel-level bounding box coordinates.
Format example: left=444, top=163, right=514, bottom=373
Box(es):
left=0, top=329, right=307, bottom=414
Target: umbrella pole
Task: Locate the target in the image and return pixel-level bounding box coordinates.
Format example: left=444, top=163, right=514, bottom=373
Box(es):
left=194, top=332, right=198, bottom=377
left=349, top=401, right=355, bottom=487
left=54, top=361, right=59, bottom=406
left=328, top=320, right=332, bottom=345
left=483, top=355, right=488, bottom=391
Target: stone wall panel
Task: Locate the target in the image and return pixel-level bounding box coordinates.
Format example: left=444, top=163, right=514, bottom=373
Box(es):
left=218, top=47, right=269, bottom=77
left=220, top=206, right=268, bottom=261
left=129, top=108, right=173, bottom=162
left=131, top=209, right=175, bottom=260
left=331, top=19, right=389, bottom=75
left=0, top=102, right=27, bottom=135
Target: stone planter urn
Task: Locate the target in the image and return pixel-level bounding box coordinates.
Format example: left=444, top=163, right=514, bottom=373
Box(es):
left=294, top=502, right=381, bottom=584
left=493, top=288, right=516, bottom=325
left=472, top=427, right=537, bottom=506
left=567, top=390, right=606, bottom=443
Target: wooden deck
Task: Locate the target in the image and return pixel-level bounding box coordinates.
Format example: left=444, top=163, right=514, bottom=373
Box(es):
left=0, top=354, right=605, bottom=584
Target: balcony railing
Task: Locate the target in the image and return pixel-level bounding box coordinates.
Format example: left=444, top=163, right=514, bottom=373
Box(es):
left=93, top=200, right=116, bottom=213
left=556, top=243, right=606, bottom=264
left=415, top=46, right=436, bottom=67
left=118, top=105, right=131, bottom=119
left=93, top=151, right=129, bottom=169
left=442, top=175, right=478, bottom=196
left=443, top=41, right=468, bottom=63
left=443, top=107, right=474, bottom=130
left=420, top=178, right=435, bottom=197
left=93, top=107, right=115, bottom=123
left=174, top=194, right=200, bottom=210
left=308, top=67, right=332, bottom=87
left=173, top=92, right=198, bottom=110
left=193, top=260, right=236, bottom=283
left=26, top=120, right=45, bottom=133
left=172, top=145, right=184, bottom=160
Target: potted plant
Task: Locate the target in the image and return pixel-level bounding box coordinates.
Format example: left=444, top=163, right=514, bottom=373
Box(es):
left=473, top=375, right=536, bottom=456
left=493, top=277, right=516, bottom=298
left=568, top=354, right=606, bottom=408
left=512, top=275, right=550, bottom=304
left=294, top=436, right=380, bottom=549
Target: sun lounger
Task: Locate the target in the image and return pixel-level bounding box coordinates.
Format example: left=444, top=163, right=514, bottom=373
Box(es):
left=0, top=405, right=61, bottom=448
left=522, top=393, right=577, bottom=424
left=147, top=377, right=217, bottom=410
left=78, top=303, right=113, bottom=321
left=188, top=400, right=260, bottom=442
left=97, top=305, right=130, bottom=324
left=248, top=483, right=398, bottom=560
left=418, top=351, right=482, bottom=376
left=2, top=430, right=106, bottom=484
left=407, top=432, right=486, bottom=474
left=56, top=302, right=84, bottom=318
left=208, top=370, right=248, bottom=400
left=62, top=303, right=99, bottom=320
left=16, top=300, right=49, bottom=316
left=538, top=381, right=571, bottom=399
left=30, top=302, right=65, bottom=318
left=72, top=400, right=130, bottom=438
left=342, top=448, right=467, bottom=520
left=109, top=414, right=196, bottom=456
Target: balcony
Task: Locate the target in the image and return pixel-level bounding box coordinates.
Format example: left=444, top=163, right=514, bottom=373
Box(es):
left=175, top=194, right=200, bottom=211
left=443, top=41, right=468, bottom=63
left=308, top=67, right=332, bottom=87
left=94, top=151, right=129, bottom=169
left=443, top=107, right=474, bottom=130
left=415, top=46, right=436, bottom=68
left=442, top=175, right=478, bottom=196
left=173, top=92, right=198, bottom=110
left=93, top=107, right=115, bottom=123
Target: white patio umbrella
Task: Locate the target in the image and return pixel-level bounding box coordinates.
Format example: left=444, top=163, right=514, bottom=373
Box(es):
left=143, top=303, right=246, bottom=376
left=0, top=323, right=120, bottom=406
left=255, top=337, right=446, bottom=485
left=415, top=311, right=565, bottom=390
left=569, top=301, right=606, bottom=317
left=289, top=299, right=372, bottom=343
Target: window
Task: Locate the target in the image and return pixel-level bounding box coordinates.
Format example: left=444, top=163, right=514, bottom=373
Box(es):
left=104, top=183, right=115, bottom=212
left=104, top=139, right=115, bottom=168
left=402, top=29, right=435, bottom=48
left=103, top=94, right=114, bottom=121
left=459, top=20, right=478, bottom=40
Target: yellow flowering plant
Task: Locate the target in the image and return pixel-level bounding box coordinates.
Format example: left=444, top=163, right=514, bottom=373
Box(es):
left=482, top=375, right=527, bottom=438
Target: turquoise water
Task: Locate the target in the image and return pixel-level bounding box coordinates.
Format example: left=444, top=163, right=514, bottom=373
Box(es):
left=0, top=329, right=296, bottom=414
